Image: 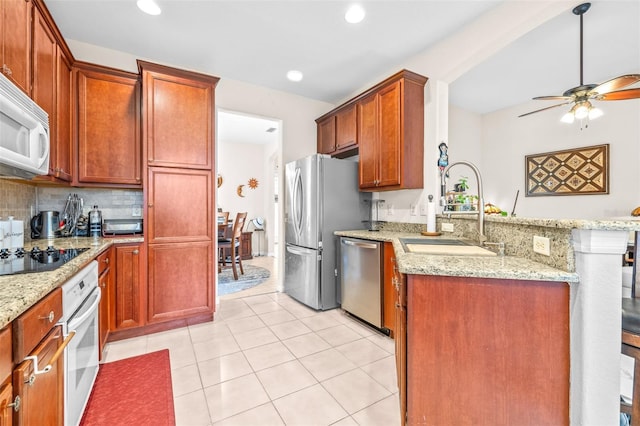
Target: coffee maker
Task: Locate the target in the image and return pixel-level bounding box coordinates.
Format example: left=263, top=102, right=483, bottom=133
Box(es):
left=30, top=211, right=61, bottom=239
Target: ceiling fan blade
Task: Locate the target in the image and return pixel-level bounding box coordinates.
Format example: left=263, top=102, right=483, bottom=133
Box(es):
left=533, top=95, right=573, bottom=101
left=590, top=74, right=640, bottom=95
left=597, top=88, right=640, bottom=101
left=518, top=101, right=573, bottom=118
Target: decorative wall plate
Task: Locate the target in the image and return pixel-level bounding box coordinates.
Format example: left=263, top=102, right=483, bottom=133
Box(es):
left=248, top=178, right=259, bottom=189
left=237, top=184, right=245, bottom=197
left=217, top=174, right=223, bottom=188
left=525, top=144, right=609, bottom=196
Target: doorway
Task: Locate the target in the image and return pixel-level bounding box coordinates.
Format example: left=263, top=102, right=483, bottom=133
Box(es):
left=216, top=108, right=282, bottom=298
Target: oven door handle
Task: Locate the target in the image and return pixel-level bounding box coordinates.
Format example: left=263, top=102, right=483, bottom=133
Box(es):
left=67, top=287, right=101, bottom=331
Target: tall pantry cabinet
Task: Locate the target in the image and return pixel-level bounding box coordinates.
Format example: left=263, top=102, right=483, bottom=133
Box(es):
left=138, top=61, right=219, bottom=325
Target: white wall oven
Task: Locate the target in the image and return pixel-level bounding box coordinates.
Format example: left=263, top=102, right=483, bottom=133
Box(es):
left=58, top=261, right=100, bottom=426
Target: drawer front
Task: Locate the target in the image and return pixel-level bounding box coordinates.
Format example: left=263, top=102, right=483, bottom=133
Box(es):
left=13, top=288, right=62, bottom=363
left=0, top=326, right=11, bottom=384
left=97, top=247, right=113, bottom=276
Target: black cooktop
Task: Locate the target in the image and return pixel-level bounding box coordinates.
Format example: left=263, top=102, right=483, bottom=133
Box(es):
left=0, top=247, right=89, bottom=276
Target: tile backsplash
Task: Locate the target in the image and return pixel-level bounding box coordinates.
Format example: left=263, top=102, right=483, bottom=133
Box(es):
left=36, top=187, right=143, bottom=221
left=0, top=179, right=37, bottom=229
left=0, top=179, right=143, bottom=241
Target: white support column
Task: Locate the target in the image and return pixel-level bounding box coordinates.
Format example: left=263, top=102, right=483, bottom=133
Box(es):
left=571, top=229, right=629, bottom=425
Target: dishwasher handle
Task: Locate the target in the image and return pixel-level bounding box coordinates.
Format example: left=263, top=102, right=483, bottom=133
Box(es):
left=341, top=239, right=379, bottom=249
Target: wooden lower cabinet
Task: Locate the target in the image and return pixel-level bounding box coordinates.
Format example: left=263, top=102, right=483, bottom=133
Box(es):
left=392, top=259, right=406, bottom=426
left=97, top=247, right=113, bottom=359
left=0, top=326, right=13, bottom=426
left=13, top=325, right=64, bottom=426
left=382, top=243, right=395, bottom=335
left=112, top=243, right=144, bottom=331
left=0, top=381, right=13, bottom=426
left=147, top=242, right=213, bottom=323
left=404, top=275, right=570, bottom=426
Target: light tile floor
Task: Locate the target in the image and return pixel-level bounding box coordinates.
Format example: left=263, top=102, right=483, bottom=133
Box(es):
left=102, top=292, right=401, bottom=425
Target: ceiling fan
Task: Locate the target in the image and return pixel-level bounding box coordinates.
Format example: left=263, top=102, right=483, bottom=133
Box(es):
left=518, top=2, right=640, bottom=122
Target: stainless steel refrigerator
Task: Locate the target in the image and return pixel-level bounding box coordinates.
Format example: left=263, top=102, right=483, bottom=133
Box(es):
left=284, top=154, right=371, bottom=310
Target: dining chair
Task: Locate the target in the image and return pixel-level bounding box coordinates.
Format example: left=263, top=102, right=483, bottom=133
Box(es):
left=217, top=211, right=229, bottom=225
left=218, top=212, right=247, bottom=280
left=622, top=231, right=640, bottom=425
left=217, top=211, right=230, bottom=239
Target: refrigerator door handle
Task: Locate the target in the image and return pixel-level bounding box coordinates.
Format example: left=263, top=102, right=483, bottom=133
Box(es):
left=286, top=244, right=313, bottom=256
left=293, top=167, right=303, bottom=238
left=342, top=239, right=379, bottom=250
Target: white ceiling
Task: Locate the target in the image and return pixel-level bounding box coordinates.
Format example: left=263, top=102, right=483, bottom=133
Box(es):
left=217, top=110, right=280, bottom=145
left=44, top=0, right=639, bottom=124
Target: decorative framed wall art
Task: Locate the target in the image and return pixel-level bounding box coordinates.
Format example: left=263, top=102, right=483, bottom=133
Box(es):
left=525, top=144, right=609, bottom=196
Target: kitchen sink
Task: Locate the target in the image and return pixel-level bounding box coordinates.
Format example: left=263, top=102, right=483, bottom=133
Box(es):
left=399, top=238, right=497, bottom=256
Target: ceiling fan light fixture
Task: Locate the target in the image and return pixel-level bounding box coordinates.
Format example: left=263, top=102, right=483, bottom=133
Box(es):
left=519, top=2, right=640, bottom=124
left=588, top=106, right=603, bottom=120
left=561, top=111, right=576, bottom=124
left=574, top=101, right=591, bottom=120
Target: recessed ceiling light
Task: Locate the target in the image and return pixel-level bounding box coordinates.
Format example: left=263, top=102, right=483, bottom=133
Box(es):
left=137, top=0, right=161, bottom=16
left=345, top=4, right=365, bottom=24
left=286, top=70, right=303, bottom=82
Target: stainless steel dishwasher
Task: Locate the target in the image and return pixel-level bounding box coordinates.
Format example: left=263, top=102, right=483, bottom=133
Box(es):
left=339, top=236, right=384, bottom=330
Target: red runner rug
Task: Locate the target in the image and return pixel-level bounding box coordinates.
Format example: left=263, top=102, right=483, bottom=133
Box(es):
left=80, top=349, right=175, bottom=426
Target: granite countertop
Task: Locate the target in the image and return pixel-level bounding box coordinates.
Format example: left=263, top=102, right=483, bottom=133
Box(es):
left=335, top=230, right=580, bottom=283
left=0, top=236, right=143, bottom=329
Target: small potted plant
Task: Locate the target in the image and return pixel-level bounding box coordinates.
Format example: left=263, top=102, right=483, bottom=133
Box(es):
left=454, top=176, right=469, bottom=193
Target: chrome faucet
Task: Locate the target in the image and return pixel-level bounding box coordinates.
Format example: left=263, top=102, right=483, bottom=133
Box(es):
left=440, top=161, right=486, bottom=244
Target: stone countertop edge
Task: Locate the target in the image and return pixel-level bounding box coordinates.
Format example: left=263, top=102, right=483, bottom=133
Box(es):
left=334, top=230, right=580, bottom=284
left=478, top=215, right=640, bottom=231
left=0, top=236, right=144, bottom=329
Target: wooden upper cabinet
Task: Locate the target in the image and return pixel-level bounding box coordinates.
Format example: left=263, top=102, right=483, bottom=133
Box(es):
left=31, top=0, right=75, bottom=183
left=357, top=70, right=427, bottom=191
left=1, top=0, right=31, bottom=95
left=138, top=60, right=219, bottom=170
left=357, top=93, right=378, bottom=188
left=147, top=167, right=213, bottom=244
left=335, top=104, right=357, bottom=151
left=315, top=103, right=357, bottom=157
left=52, top=46, right=72, bottom=181
left=317, top=116, right=336, bottom=154
left=75, top=62, right=141, bottom=186
left=31, top=4, right=56, bottom=135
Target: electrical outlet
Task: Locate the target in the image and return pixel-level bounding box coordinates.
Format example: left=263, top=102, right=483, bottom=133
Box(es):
left=420, top=204, right=427, bottom=216
left=387, top=204, right=394, bottom=216
left=132, top=206, right=142, bottom=217
left=442, top=223, right=454, bottom=232
left=533, top=235, right=551, bottom=256
left=410, top=204, right=418, bottom=216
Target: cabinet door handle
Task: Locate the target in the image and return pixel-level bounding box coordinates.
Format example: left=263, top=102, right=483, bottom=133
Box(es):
left=39, top=310, right=55, bottom=323
left=7, top=395, right=20, bottom=412
left=133, top=249, right=139, bottom=255
left=102, top=257, right=110, bottom=264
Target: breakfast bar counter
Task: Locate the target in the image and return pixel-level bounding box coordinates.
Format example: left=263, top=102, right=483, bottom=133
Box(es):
left=334, top=229, right=579, bottom=283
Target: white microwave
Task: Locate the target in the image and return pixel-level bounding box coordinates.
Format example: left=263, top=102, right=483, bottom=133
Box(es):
left=0, top=72, right=49, bottom=179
